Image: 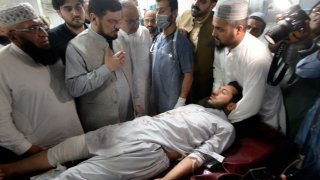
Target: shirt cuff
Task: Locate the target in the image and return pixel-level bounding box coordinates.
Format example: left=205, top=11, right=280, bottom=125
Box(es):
left=96, top=64, right=112, bottom=79
left=14, top=140, right=32, bottom=155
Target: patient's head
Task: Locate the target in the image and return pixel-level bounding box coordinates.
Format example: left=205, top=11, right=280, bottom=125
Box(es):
left=208, top=81, right=243, bottom=114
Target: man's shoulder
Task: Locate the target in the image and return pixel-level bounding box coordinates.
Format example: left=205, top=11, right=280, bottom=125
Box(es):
left=48, top=24, right=66, bottom=34
left=69, top=29, right=89, bottom=44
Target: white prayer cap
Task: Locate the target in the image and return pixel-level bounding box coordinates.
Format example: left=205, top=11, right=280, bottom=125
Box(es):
left=249, top=12, right=266, bottom=23
left=0, top=3, right=38, bottom=26
left=214, top=0, right=248, bottom=21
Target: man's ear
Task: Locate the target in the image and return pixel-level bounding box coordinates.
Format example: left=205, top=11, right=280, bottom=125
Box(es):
left=236, top=25, right=245, bottom=35
left=57, top=10, right=63, bottom=18
left=226, top=103, right=236, bottom=111
left=172, top=9, right=178, bottom=19
left=90, top=13, right=98, bottom=25
left=7, top=30, right=17, bottom=43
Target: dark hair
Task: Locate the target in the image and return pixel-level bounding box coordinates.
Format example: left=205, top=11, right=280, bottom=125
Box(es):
left=228, top=81, right=243, bottom=103
left=310, top=1, right=320, bottom=15
left=88, top=0, right=122, bottom=18
left=156, top=0, right=178, bottom=11
left=248, top=16, right=266, bottom=32
left=52, top=0, right=84, bottom=10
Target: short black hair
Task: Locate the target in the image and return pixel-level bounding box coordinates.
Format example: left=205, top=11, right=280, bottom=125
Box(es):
left=89, top=0, right=122, bottom=18
left=156, top=0, right=178, bottom=11
left=52, top=0, right=84, bottom=10
left=228, top=81, right=243, bottom=103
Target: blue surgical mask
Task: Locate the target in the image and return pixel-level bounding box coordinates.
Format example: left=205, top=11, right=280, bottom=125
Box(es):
left=156, top=14, right=171, bottom=29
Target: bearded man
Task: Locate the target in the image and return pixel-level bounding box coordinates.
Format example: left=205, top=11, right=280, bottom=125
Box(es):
left=0, top=3, right=83, bottom=159
left=65, top=0, right=134, bottom=132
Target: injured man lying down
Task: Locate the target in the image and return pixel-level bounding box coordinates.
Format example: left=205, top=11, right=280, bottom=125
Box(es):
left=0, top=82, right=243, bottom=180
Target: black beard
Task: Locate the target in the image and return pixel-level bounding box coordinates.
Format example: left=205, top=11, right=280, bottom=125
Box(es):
left=20, top=42, right=60, bottom=66
left=191, top=5, right=206, bottom=18
left=215, top=43, right=226, bottom=52
left=97, top=24, right=119, bottom=50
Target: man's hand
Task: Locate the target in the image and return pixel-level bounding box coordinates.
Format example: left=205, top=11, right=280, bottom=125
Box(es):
left=104, top=48, right=126, bottom=71
left=174, top=97, right=186, bottom=109
left=134, top=105, right=142, bottom=116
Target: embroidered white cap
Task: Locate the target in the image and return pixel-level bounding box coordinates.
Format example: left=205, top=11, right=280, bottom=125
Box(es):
left=214, top=0, right=248, bottom=21
left=0, top=3, right=38, bottom=26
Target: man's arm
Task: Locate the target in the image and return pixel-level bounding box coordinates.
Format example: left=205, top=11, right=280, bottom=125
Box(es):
left=174, top=72, right=193, bottom=108
left=161, top=113, right=235, bottom=179
left=179, top=72, right=193, bottom=99
left=213, top=49, right=224, bottom=91
left=0, top=79, right=33, bottom=155
left=159, top=156, right=200, bottom=180
left=65, top=44, right=125, bottom=98
left=228, top=58, right=269, bottom=122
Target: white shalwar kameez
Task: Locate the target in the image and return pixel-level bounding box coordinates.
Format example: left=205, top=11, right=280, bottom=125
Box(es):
left=0, top=44, right=84, bottom=155
left=47, top=104, right=235, bottom=180
left=213, top=32, right=286, bottom=133
left=113, top=26, right=152, bottom=115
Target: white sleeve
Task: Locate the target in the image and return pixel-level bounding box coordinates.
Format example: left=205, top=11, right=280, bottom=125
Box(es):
left=213, top=49, right=224, bottom=91
left=0, top=74, right=32, bottom=155
left=228, top=58, right=269, bottom=122
left=191, top=118, right=235, bottom=164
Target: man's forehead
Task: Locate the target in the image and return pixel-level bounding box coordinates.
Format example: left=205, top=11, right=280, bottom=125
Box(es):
left=145, top=12, right=156, bottom=18
left=62, top=0, right=83, bottom=7
left=223, top=85, right=237, bottom=94
left=15, top=17, right=43, bottom=28
left=105, top=11, right=122, bottom=20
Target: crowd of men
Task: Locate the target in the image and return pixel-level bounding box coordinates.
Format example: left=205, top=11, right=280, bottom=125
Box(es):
left=0, top=0, right=319, bottom=179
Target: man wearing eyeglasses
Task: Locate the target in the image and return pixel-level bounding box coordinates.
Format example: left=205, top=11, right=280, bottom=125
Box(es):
left=49, top=0, right=87, bottom=64
left=113, top=0, right=152, bottom=116
left=0, top=3, right=84, bottom=161
left=65, top=0, right=135, bottom=132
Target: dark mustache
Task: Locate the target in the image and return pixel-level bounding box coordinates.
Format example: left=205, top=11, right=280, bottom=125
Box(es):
left=192, top=5, right=200, bottom=11
left=73, top=16, right=82, bottom=20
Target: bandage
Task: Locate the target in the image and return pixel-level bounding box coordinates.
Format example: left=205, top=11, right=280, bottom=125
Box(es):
left=188, top=153, right=204, bottom=167
left=47, top=135, right=91, bottom=167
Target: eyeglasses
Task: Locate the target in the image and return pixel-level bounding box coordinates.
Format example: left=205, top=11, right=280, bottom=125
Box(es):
left=125, top=19, right=140, bottom=25
left=312, top=7, right=320, bottom=15
left=14, top=24, right=49, bottom=33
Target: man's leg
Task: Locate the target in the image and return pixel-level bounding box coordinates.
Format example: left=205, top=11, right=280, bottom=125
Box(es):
left=0, top=149, right=51, bottom=178
left=55, top=143, right=170, bottom=180
left=0, top=134, right=90, bottom=178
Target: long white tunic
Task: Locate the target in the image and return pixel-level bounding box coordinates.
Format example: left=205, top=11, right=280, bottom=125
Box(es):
left=45, top=104, right=234, bottom=180
left=213, top=32, right=286, bottom=132
left=113, top=26, right=152, bottom=115
left=0, top=44, right=83, bottom=155
left=86, top=104, right=234, bottom=163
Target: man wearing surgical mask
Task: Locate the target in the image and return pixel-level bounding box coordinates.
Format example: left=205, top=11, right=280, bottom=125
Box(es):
left=150, top=0, right=194, bottom=114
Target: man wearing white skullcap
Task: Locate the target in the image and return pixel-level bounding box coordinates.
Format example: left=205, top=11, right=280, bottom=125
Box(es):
left=247, top=12, right=267, bottom=38
left=212, top=0, right=286, bottom=134
left=0, top=2, right=83, bottom=161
